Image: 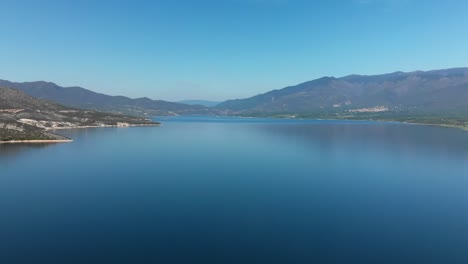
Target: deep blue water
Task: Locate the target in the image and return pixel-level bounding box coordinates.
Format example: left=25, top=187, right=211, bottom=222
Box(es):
left=1, top=117, right=468, bottom=264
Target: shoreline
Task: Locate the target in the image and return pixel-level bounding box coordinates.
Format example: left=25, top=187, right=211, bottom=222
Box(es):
left=1, top=123, right=159, bottom=144
left=401, top=121, right=468, bottom=131
left=46, top=123, right=159, bottom=131
left=2, top=118, right=465, bottom=145
left=0, top=139, right=73, bottom=144
left=155, top=115, right=468, bottom=131
left=238, top=115, right=468, bottom=131
left=160, top=114, right=468, bottom=131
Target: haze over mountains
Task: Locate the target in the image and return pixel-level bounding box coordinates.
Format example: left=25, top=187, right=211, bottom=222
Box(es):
left=1, top=67, right=468, bottom=129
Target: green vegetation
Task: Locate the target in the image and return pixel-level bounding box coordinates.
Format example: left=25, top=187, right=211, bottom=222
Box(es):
left=217, top=68, right=468, bottom=131
left=236, top=111, right=468, bottom=131
left=0, top=122, right=53, bottom=141
left=0, top=86, right=159, bottom=142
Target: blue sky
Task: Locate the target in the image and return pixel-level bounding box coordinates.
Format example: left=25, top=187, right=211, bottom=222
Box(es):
left=1, top=0, right=468, bottom=101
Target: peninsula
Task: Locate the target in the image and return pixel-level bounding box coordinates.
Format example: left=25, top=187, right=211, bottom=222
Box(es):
left=0, top=86, right=159, bottom=143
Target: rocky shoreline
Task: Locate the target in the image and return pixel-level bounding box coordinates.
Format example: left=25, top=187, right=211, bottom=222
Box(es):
left=0, top=139, right=73, bottom=144
left=0, top=123, right=160, bottom=144
left=47, top=123, right=159, bottom=130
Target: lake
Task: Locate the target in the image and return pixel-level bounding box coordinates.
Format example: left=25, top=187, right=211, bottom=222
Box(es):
left=1, top=117, right=468, bottom=263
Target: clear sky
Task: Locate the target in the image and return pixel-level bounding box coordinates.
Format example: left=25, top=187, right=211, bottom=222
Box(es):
left=1, top=0, right=467, bottom=101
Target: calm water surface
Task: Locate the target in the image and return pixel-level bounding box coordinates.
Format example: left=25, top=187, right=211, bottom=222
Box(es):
left=1, top=117, right=468, bottom=263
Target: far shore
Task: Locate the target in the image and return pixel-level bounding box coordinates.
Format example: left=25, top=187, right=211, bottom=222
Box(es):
left=238, top=115, right=468, bottom=132
left=2, top=118, right=465, bottom=145
left=403, top=122, right=468, bottom=131
left=158, top=114, right=468, bottom=131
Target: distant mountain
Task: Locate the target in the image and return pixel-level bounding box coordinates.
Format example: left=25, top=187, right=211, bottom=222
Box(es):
left=216, top=68, right=468, bottom=127
left=2, top=67, right=468, bottom=130
left=177, top=100, right=220, bottom=107
left=0, top=80, right=212, bottom=116
left=0, top=86, right=157, bottom=141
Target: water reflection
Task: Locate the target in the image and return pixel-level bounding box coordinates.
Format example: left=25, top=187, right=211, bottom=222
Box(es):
left=1, top=118, right=468, bottom=263
left=0, top=143, right=55, bottom=159
left=253, top=122, right=468, bottom=161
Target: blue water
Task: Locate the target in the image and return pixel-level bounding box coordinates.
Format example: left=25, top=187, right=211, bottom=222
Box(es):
left=1, top=117, right=468, bottom=264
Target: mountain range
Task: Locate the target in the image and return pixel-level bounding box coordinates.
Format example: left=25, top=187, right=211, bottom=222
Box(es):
left=0, top=80, right=212, bottom=117
left=216, top=68, right=468, bottom=127
left=1, top=67, right=468, bottom=132
left=218, top=68, right=468, bottom=113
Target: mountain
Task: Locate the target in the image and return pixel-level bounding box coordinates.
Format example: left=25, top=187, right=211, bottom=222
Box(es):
left=216, top=68, right=468, bottom=127
left=0, top=86, right=157, bottom=142
left=2, top=67, right=468, bottom=131
left=177, top=100, right=220, bottom=107
left=0, top=80, right=212, bottom=116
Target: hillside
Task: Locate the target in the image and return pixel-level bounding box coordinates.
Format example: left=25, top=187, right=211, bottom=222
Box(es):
left=0, top=80, right=212, bottom=116
left=2, top=67, right=468, bottom=130
left=216, top=68, right=468, bottom=128
left=0, top=86, right=158, bottom=142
